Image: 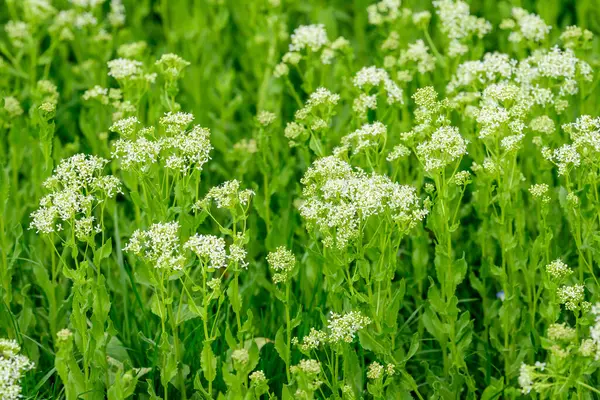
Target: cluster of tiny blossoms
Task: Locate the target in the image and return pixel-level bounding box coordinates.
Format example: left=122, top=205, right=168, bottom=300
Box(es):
left=266, top=247, right=296, bottom=284
left=284, top=87, right=340, bottom=145
left=195, top=179, right=255, bottom=211
left=29, top=154, right=121, bottom=236
left=518, top=362, right=546, bottom=395
left=337, top=121, right=387, bottom=156
left=107, top=58, right=156, bottom=84
left=299, top=156, right=427, bottom=249
left=545, top=259, right=572, bottom=280
left=295, top=311, right=371, bottom=352
left=367, top=0, right=401, bottom=25
left=0, top=339, right=35, bottom=400
left=557, top=284, right=590, bottom=312
left=124, top=222, right=186, bottom=271
left=353, top=66, right=403, bottom=105
left=275, top=24, right=350, bottom=75
left=501, top=7, right=551, bottom=44
left=366, top=361, right=395, bottom=380
left=415, top=126, right=468, bottom=172
left=433, top=0, right=491, bottom=57
left=184, top=234, right=228, bottom=270
left=111, top=113, right=212, bottom=175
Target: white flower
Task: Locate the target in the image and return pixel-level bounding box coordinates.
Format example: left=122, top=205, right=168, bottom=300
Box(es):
left=289, top=24, right=329, bottom=52
left=530, top=116, right=555, bottom=134
left=433, top=0, right=491, bottom=42
left=563, top=115, right=600, bottom=153
left=184, top=234, right=227, bottom=269
left=300, top=157, right=426, bottom=248
left=257, top=111, right=276, bottom=126
left=353, top=94, right=377, bottom=119
left=387, top=144, right=411, bottom=162
left=249, top=370, right=267, bottom=385
left=340, top=121, right=387, bottom=155
left=0, top=339, right=35, bottom=400
left=159, top=111, right=195, bottom=134
left=367, top=0, right=402, bottom=25
left=545, top=259, right=572, bottom=280
left=518, top=363, right=536, bottom=394
left=229, top=244, right=248, bottom=269
left=5, top=21, right=30, bottom=48
left=267, top=247, right=296, bottom=284
left=29, top=155, right=121, bottom=234
left=298, top=328, right=328, bottom=351
left=367, top=362, right=384, bottom=380
left=110, top=116, right=140, bottom=137
left=399, top=40, right=435, bottom=74
left=198, top=180, right=254, bottom=210
left=327, top=311, right=371, bottom=343
left=112, top=137, right=162, bottom=171
left=557, top=284, right=586, bottom=311
left=501, top=134, right=524, bottom=152
left=3, top=97, right=23, bottom=117
left=506, top=7, right=551, bottom=43
left=107, top=58, right=143, bottom=80
left=353, top=66, right=403, bottom=104
left=416, top=126, right=468, bottom=171
left=542, top=144, right=580, bottom=175
left=160, top=125, right=212, bottom=174
left=231, top=349, right=249, bottom=366
left=529, top=183, right=550, bottom=203
left=547, top=323, right=576, bottom=342
left=108, top=0, right=125, bottom=27
left=125, top=222, right=185, bottom=271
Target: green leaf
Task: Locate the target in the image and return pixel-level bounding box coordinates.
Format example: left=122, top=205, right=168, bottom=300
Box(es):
left=274, top=326, right=289, bottom=366
left=343, top=347, right=362, bottom=396
left=201, top=343, right=217, bottom=383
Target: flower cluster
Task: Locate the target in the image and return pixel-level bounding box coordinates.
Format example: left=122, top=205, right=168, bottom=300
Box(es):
left=124, top=222, right=185, bottom=271
left=366, top=361, right=387, bottom=380
left=433, top=0, right=491, bottom=57
left=184, top=234, right=227, bottom=270
left=545, top=259, right=572, bottom=280
left=337, top=121, right=387, bottom=156
left=542, top=144, right=580, bottom=176
left=518, top=362, right=545, bottom=395
left=275, top=24, right=349, bottom=73
left=155, top=53, right=190, bottom=79
left=416, top=126, right=468, bottom=172
left=284, top=87, right=340, bottom=145
left=296, top=311, right=371, bottom=351
left=501, top=7, right=551, bottom=44
left=367, top=0, right=402, bottom=26
left=0, top=339, right=35, bottom=400
left=266, top=247, right=296, bottom=284
left=560, top=25, right=593, bottom=49
left=353, top=66, right=403, bottom=105
left=328, top=311, right=372, bottom=343
left=398, top=40, right=436, bottom=75
left=563, top=115, right=600, bottom=155
left=196, top=180, right=255, bottom=210
left=589, top=304, right=600, bottom=360
left=111, top=114, right=212, bottom=175
left=557, top=284, right=589, bottom=312
left=29, top=154, right=121, bottom=235
left=289, top=24, right=328, bottom=52
left=108, top=58, right=156, bottom=84
left=290, top=359, right=323, bottom=397
left=299, top=157, right=426, bottom=248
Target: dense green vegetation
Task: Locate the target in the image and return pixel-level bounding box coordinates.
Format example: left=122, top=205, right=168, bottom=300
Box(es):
left=1, top=0, right=600, bottom=398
